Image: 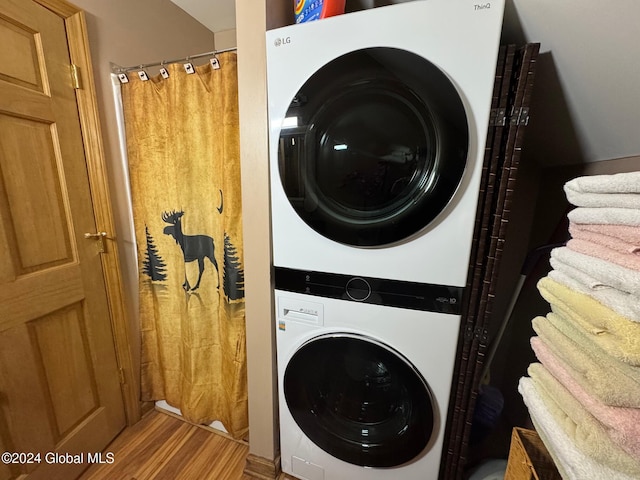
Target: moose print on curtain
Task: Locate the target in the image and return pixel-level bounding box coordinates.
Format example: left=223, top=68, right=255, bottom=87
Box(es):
left=160, top=210, right=220, bottom=292
left=121, top=53, right=247, bottom=439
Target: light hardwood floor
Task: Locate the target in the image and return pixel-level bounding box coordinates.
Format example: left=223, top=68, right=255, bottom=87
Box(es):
left=79, top=410, right=256, bottom=480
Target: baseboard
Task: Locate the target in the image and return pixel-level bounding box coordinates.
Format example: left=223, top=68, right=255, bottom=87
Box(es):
left=243, top=453, right=282, bottom=479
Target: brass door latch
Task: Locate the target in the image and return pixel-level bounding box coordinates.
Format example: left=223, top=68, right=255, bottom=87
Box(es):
left=84, top=231, right=107, bottom=253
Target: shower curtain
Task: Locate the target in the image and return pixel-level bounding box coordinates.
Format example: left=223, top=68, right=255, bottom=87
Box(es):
left=120, top=52, right=247, bottom=439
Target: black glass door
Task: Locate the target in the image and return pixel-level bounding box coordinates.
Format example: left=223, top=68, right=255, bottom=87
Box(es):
left=284, top=334, right=434, bottom=467
left=278, top=47, right=468, bottom=246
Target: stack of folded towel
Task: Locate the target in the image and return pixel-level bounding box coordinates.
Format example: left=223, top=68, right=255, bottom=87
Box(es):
left=518, top=172, right=640, bottom=479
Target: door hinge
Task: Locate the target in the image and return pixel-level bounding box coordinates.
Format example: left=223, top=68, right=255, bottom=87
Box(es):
left=488, top=107, right=530, bottom=127
left=70, top=63, right=82, bottom=89
left=510, top=106, right=530, bottom=126
left=118, top=367, right=126, bottom=385
left=464, top=324, right=489, bottom=347
left=488, top=108, right=507, bottom=127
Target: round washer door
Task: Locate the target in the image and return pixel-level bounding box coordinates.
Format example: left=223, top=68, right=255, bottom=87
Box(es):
left=277, top=47, right=469, bottom=247
left=284, top=334, right=435, bottom=467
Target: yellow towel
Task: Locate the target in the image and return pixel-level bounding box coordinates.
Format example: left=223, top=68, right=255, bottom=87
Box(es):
left=538, top=276, right=640, bottom=365
left=528, top=363, right=640, bottom=476
left=532, top=316, right=640, bottom=408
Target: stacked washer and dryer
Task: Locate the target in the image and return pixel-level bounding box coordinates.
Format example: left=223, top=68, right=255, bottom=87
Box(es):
left=266, top=1, right=505, bottom=479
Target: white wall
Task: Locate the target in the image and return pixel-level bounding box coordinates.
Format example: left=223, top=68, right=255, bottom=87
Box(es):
left=349, top=0, right=640, bottom=166
left=505, top=0, right=640, bottom=165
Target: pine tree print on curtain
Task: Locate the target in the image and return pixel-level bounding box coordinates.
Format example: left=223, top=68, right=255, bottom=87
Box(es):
left=142, top=226, right=167, bottom=282
left=121, top=53, right=248, bottom=439
left=223, top=233, right=245, bottom=301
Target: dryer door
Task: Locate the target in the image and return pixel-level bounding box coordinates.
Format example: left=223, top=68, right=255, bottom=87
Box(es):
left=277, top=47, right=469, bottom=247
left=284, top=334, right=435, bottom=467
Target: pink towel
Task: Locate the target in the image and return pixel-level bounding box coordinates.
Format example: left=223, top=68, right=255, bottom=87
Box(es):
left=569, top=223, right=640, bottom=255
left=531, top=336, right=640, bottom=460
left=567, top=237, right=640, bottom=271
left=532, top=316, right=640, bottom=408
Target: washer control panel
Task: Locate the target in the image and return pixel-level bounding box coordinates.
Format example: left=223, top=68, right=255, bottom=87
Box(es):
left=275, top=266, right=464, bottom=314
left=345, top=277, right=371, bottom=302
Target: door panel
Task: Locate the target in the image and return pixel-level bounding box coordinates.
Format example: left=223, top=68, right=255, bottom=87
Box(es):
left=277, top=47, right=468, bottom=247
left=0, top=114, right=72, bottom=271
left=33, top=304, right=99, bottom=436
left=0, top=0, right=125, bottom=478
left=0, top=14, right=43, bottom=92
left=284, top=334, right=434, bottom=467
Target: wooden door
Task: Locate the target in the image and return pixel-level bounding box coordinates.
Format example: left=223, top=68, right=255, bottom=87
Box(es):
left=0, top=0, right=126, bottom=479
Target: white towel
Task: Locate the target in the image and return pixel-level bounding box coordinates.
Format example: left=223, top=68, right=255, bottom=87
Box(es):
left=549, top=255, right=613, bottom=290
left=550, top=247, right=640, bottom=294
left=548, top=267, right=640, bottom=321
left=568, top=207, right=640, bottom=226
left=519, top=377, right=637, bottom=480
left=564, top=172, right=640, bottom=208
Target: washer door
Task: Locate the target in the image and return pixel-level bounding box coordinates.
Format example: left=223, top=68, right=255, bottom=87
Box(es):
left=278, top=47, right=469, bottom=247
left=284, top=334, right=435, bottom=467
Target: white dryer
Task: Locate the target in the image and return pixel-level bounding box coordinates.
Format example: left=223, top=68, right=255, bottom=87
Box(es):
left=267, top=0, right=505, bottom=288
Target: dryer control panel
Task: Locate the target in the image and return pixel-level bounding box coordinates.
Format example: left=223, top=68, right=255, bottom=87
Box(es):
left=275, top=266, right=464, bottom=314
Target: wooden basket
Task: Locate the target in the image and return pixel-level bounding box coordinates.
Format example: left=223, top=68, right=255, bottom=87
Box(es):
left=504, top=427, right=562, bottom=480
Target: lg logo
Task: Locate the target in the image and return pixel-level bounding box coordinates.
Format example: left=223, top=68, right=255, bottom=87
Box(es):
left=274, top=37, right=291, bottom=47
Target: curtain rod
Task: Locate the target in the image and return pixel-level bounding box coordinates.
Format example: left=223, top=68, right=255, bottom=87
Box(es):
left=111, top=47, right=237, bottom=74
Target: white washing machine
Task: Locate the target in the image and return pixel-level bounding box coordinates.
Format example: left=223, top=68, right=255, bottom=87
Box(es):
left=275, top=290, right=462, bottom=480
left=267, top=0, right=505, bottom=288
left=267, top=1, right=504, bottom=478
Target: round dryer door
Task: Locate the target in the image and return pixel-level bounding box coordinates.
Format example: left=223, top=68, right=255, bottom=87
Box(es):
left=277, top=47, right=469, bottom=247
left=284, top=334, right=435, bottom=467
